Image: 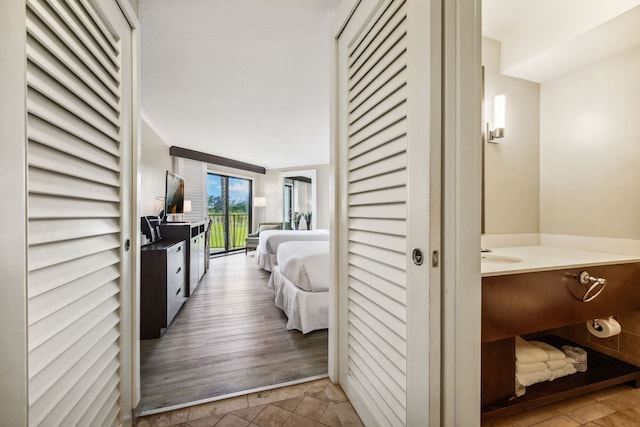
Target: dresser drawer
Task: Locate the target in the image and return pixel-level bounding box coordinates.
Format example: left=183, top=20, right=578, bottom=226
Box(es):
left=167, top=241, right=185, bottom=276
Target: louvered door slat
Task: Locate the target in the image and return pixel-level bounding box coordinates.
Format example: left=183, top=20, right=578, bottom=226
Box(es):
left=27, top=62, right=120, bottom=139
left=29, top=308, right=119, bottom=377
left=29, top=266, right=120, bottom=324
left=350, top=73, right=407, bottom=126
left=343, top=0, right=409, bottom=424
left=29, top=169, right=120, bottom=202
left=349, top=314, right=405, bottom=369
left=27, top=0, right=119, bottom=95
left=27, top=40, right=119, bottom=126
left=348, top=4, right=407, bottom=85
left=29, top=218, right=120, bottom=245
left=349, top=300, right=407, bottom=350
left=349, top=152, right=407, bottom=183
left=29, top=116, right=119, bottom=170
left=349, top=229, right=406, bottom=252
left=26, top=1, right=125, bottom=425
left=70, top=369, right=120, bottom=427
left=28, top=250, right=119, bottom=298
left=349, top=86, right=407, bottom=136
left=349, top=265, right=405, bottom=305
left=28, top=90, right=119, bottom=156
left=66, top=0, right=118, bottom=60
left=29, top=283, right=119, bottom=350
left=349, top=117, right=405, bottom=154
left=29, top=142, right=119, bottom=186
left=349, top=328, right=406, bottom=399
left=47, top=0, right=119, bottom=78
left=25, top=19, right=120, bottom=113
left=349, top=51, right=407, bottom=112
left=32, top=341, right=119, bottom=426
left=349, top=28, right=407, bottom=96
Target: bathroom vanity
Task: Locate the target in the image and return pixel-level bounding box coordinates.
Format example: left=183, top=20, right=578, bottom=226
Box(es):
left=481, top=246, right=640, bottom=420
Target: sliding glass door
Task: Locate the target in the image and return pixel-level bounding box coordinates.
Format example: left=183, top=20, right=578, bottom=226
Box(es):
left=207, top=173, right=252, bottom=254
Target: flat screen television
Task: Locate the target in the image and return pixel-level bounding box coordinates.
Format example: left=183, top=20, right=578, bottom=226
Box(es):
left=163, top=171, right=184, bottom=221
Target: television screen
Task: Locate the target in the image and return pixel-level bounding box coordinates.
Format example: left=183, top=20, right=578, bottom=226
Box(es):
left=164, top=171, right=185, bottom=216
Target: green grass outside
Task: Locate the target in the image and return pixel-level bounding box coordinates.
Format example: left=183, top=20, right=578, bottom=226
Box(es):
left=209, top=213, right=249, bottom=251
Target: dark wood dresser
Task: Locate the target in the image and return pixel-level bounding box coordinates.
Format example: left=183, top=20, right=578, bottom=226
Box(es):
left=140, top=240, right=186, bottom=339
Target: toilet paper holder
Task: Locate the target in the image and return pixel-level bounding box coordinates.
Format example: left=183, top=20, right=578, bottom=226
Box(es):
left=578, top=271, right=607, bottom=302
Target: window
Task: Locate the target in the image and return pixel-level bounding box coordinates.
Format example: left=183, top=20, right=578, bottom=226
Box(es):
left=207, top=173, right=252, bottom=254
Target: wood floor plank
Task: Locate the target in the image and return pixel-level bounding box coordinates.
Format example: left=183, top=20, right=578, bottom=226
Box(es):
left=139, top=252, right=328, bottom=412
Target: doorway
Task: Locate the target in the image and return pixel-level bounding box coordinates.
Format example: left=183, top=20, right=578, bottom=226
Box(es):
left=207, top=173, right=252, bottom=254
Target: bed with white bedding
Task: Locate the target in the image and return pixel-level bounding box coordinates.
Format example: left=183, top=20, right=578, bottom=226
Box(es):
left=256, top=229, right=329, bottom=272
left=267, top=241, right=329, bottom=333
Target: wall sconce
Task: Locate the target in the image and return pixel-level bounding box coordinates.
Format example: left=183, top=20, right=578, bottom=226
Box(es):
left=487, top=94, right=506, bottom=143
left=183, top=200, right=192, bottom=213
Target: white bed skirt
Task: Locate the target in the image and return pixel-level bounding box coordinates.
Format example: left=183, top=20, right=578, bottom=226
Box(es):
left=268, top=266, right=328, bottom=334
left=256, top=245, right=276, bottom=272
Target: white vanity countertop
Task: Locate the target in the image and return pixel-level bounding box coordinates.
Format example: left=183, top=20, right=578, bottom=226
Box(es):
left=481, top=246, right=640, bottom=277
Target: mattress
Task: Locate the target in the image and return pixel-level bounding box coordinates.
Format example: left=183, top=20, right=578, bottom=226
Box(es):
left=256, top=229, right=329, bottom=271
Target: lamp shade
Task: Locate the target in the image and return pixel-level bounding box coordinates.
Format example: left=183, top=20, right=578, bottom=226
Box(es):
left=183, top=200, right=192, bottom=213
left=254, top=197, right=267, bottom=207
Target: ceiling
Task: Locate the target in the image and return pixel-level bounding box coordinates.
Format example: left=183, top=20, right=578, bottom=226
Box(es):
left=139, top=0, right=339, bottom=169
left=140, top=1, right=640, bottom=170
left=482, top=0, right=640, bottom=82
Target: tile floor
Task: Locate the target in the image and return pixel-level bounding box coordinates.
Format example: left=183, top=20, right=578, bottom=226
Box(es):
left=139, top=380, right=640, bottom=427
left=482, top=384, right=640, bottom=427
left=137, top=378, right=363, bottom=427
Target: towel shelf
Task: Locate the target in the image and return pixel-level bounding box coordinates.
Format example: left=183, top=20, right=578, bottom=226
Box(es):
left=481, top=336, right=640, bottom=421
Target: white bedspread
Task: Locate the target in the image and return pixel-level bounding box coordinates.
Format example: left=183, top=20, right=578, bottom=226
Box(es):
left=269, top=265, right=328, bottom=333
left=274, top=241, right=329, bottom=292
left=256, top=229, right=329, bottom=271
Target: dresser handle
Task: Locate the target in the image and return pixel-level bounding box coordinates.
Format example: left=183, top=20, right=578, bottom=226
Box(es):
left=176, top=266, right=181, bottom=274
left=176, top=287, right=182, bottom=296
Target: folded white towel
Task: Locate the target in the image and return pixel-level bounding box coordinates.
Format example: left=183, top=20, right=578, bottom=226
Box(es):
left=516, top=361, right=548, bottom=374
left=546, top=359, right=568, bottom=370
left=515, top=379, right=526, bottom=397
left=516, top=368, right=551, bottom=387
left=515, top=336, right=549, bottom=363
left=530, top=341, right=565, bottom=360
left=549, top=364, right=577, bottom=381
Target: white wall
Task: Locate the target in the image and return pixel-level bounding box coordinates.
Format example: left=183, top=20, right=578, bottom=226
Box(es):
left=261, top=164, right=330, bottom=229
left=540, top=45, right=640, bottom=239
left=483, top=38, right=541, bottom=234
left=140, top=120, right=172, bottom=216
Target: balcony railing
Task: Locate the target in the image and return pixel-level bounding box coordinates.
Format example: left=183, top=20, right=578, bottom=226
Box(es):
left=208, top=213, right=249, bottom=252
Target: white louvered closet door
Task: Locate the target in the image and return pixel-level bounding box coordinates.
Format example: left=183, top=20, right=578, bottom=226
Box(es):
left=26, top=1, right=133, bottom=426
left=336, top=0, right=433, bottom=425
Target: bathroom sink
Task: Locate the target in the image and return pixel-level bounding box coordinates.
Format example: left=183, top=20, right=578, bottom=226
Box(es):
left=481, top=254, right=522, bottom=264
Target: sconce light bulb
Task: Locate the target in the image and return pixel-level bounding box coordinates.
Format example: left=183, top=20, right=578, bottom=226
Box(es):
left=494, top=94, right=506, bottom=129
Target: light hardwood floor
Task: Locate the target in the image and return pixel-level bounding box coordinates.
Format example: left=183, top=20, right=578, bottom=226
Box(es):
left=139, top=252, right=328, bottom=413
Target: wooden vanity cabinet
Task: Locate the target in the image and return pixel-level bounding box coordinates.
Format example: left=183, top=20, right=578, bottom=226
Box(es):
left=482, top=262, right=640, bottom=420
left=140, top=240, right=187, bottom=339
